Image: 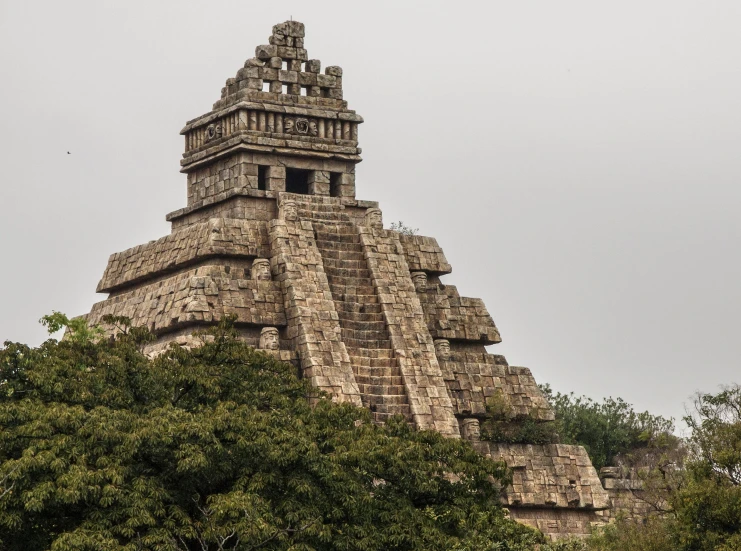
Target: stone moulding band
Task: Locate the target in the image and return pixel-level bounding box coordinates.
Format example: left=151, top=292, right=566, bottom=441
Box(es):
left=181, top=100, right=363, bottom=133
left=180, top=141, right=362, bottom=173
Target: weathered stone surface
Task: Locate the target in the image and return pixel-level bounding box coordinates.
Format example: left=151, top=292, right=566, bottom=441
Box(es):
left=418, top=283, right=501, bottom=344
left=476, top=443, right=610, bottom=511
left=79, top=20, right=615, bottom=539
left=97, top=219, right=269, bottom=293
left=440, top=353, right=555, bottom=420
left=396, top=234, right=452, bottom=274
left=90, top=264, right=285, bottom=332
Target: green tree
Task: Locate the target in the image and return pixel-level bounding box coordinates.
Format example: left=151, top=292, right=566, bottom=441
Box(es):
left=564, top=385, right=741, bottom=551
left=0, top=315, right=541, bottom=551
left=539, top=385, right=675, bottom=471
left=671, top=385, right=741, bottom=551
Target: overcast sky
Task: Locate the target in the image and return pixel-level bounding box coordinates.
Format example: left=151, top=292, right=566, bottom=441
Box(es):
left=1, top=0, right=740, bottom=429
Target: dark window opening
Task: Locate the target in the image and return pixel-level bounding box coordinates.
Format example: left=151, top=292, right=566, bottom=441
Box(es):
left=330, top=172, right=342, bottom=197
left=285, top=168, right=310, bottom=194
left=257, top=165, right=267, bottom=191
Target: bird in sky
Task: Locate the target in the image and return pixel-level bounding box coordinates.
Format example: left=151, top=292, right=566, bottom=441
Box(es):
left=67, top=151, right=71, bottom=154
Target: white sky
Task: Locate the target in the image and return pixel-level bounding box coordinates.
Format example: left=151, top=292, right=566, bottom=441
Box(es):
left=1, top=0, right=740, bottom=429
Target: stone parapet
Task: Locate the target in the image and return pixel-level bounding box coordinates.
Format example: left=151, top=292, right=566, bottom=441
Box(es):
left=358, top=225, right=460, bottom=438
left=396, top=234, right=452, bottom=274
left=418, top=283, right=502, bottom=344
left=441, top=353, right=555, bottom=420
left=97, top=219, right=269, bottom=293
left=89, top=264, right=285, bottom=333
left=475, top=443, right=611, bottom=511
left=269, top=217, right=363, bottom=406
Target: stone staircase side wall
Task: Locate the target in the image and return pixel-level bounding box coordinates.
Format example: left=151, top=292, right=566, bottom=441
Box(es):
left=357, top=225, right=460, bottom=438
left=269, top=218, right=362, bottom=406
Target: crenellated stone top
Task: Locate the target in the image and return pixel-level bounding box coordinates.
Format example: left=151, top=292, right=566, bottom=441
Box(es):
left=180, top=21, right=363, bottom=173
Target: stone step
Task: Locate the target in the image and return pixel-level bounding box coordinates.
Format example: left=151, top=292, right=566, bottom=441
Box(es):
left=362, top=391, right=408, bottom=405
left=338, top=311, right=384, bottom=324
left=351, top=356, right=398, bottom=369
left=347, top=348, right=394, bottom=359
left=313, top=226, right=358, bottom=237
left=354, top=374, right=404, bottom=386
left=343, top=337, right=392, bottom=349
left=299, top=211, right=350, bottom=222
left=321, top=257, right=368, bottom=270
left=327, top=276, right=374, bottom=290
left=372, top=411, right=412, bottom=424
left=314, top=230, right=360, bottom=242
left=315, top=240, right=364, bottom=252
left=329, top=287, right=378, bottom=300
left=353, top=366, right=396, bottom=378
left=317, top=249, right=365, bottom=261
left=337, top=318, right=386, bottom=332
left=323, top=266, right=372, bottom=279
left=336, top=302, right=383, bottom=315
left=370, top=404, right=412, bottom=416
left=341, top=328, right=389, bottom=342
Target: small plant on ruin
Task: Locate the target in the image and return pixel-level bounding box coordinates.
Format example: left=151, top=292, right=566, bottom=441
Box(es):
left=389, top=220, right=419, bottom=235
left=480, top=390, right=560, bottom=445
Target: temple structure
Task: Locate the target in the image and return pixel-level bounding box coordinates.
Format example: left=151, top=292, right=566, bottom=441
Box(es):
left=84, top=21, right=610, bottom=538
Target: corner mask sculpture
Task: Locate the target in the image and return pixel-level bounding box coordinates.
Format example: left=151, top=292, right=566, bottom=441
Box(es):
left=259, top=327, right=280, bottom=350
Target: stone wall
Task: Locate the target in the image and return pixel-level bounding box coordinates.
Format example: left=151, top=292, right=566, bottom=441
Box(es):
left=79, top=19, right=617, bottom=540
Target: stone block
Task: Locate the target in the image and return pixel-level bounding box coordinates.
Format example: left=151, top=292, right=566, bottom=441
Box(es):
left=317, top=74, right=337, bottom=87
left=255, top=45, right=278, bottom=60
left=269, top=80, right=282, bottom=93
left=279, top=70, right=298, bottom=83
left=277, top=46, right=297, bottom=59
left=326, top=65, right=343, bottom=77
left=305, top=59, right=321, bottom=73
left=299, top=72, right=317, bottom=86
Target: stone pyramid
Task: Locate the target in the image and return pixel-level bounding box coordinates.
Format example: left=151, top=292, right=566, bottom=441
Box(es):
left=84, top=21, right=610, bottom=538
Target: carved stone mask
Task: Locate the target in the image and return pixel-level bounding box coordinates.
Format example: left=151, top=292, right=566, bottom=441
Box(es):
left=434, top=339, right=451, bottom=361
left=252, top=259, right=271, bottom=281
left=365, top=208, right=383, bottom=230
left=205, top=123, right=222, bottom=142
left=259, top=327, right=280, bottom=350
left=280, top=200, right=298, bottom=222
left=411, top=272, right=427, bottom=292
left=284, top=118, right=295, bottom=134
left=308, top=120, right=318, bottom=136
left=461, top=418, right=481, bottom=441
left=295, top=118, right=309, bottom=134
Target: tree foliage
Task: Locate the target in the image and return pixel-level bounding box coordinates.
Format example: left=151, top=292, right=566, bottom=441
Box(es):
left=0, top=316, right=542, bottom=551
left=539, top=385, right=676, bottom=471
left=566, top=385, right=741, bottom=551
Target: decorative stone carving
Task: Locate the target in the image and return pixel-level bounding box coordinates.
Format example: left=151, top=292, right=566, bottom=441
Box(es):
left=434, top=338, right=451, bottom=361
left=295, top=118, right=309, bottom=134
left=280, top=199, right=299, bottom=222
left=411, top=271, right=427, bottom=292
left=259, top=326, right=280, bottom=350
left=251, top=258, right=271, bottom=281
left=205, top=123, right=222, bottom=142
left=460, top=418, right=481, bottom=441
left=282, top=117, right=318, bottom=136
left=365, top=208, right=383, bottom=230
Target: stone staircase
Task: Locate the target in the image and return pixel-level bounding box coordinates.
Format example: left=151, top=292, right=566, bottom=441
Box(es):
left=314, top=227, right=412, bottom=425
left=277, top=193, right=412, bottom=424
